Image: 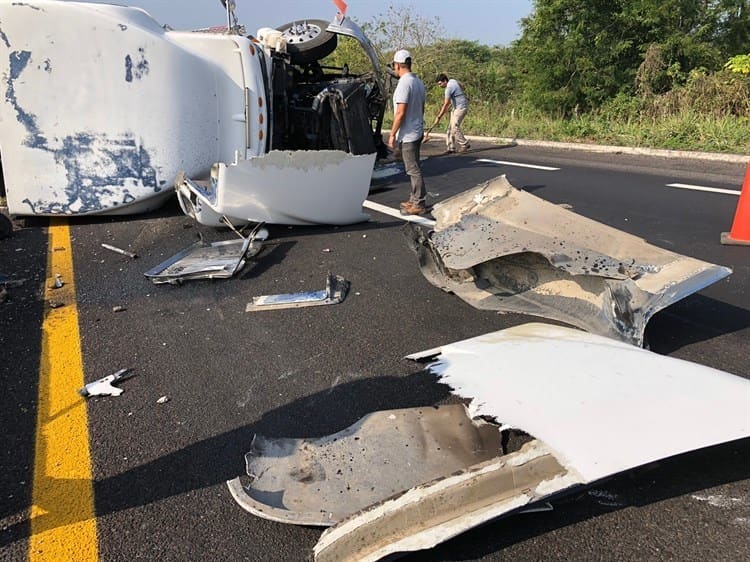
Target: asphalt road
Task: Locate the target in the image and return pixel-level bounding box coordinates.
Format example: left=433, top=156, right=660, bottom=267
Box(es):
left=1, top=141, right=749, bottom=561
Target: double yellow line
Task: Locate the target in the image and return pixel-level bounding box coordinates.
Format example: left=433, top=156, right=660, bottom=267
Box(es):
left=30, top=220, right=98, bottom=560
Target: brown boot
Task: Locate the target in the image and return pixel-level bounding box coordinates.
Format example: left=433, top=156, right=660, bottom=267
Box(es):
left=400, top=202, right=427, bottom=215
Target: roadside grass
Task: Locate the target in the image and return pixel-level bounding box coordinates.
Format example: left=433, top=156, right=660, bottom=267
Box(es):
left=414, top=101, right=750, bottom=154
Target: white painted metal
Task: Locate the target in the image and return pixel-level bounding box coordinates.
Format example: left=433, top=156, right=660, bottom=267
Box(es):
left=0, top=1, right=260, bottom=215
left=427, top=323, right=750, bottom=482
left=312, top=324, right=749, bottom=560
left=178, top=150, right=376, bottom=225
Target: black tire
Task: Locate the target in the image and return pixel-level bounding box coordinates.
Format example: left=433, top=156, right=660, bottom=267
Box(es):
left=276, top=19, right=337, bottom=65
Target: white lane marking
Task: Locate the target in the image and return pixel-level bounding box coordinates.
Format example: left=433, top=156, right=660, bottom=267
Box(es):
left=363, top=200, right=436, bottom=227
left=476, top=158, right=560, bottom=171
left=666, top=183, right=741, bottom=196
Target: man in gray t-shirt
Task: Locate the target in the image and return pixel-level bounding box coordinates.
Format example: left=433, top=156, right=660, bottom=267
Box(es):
left=388, top=49, right=427, bottom=214
left=434, top=73, right=470, bottom=153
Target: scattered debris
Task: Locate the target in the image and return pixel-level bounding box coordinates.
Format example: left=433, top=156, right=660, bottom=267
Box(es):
left=156, top=395, right=170, bottom=404
left=78, top=368, right=135, bottom=397
left=144, top=223, right=265, bottom=285
left=112, top=305, right=127, bottom=313
left=101, top=243, right=138, bottom=259
left=229, top=323, right=750, bottom=561
left=246, top=273, right=349, bottom=312
left=407, top=175, right=732, bottom=346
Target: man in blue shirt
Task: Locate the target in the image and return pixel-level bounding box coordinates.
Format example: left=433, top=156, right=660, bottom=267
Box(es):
left=388, top=49, right=428, bottom=215
left=434, top=73, right=470, bottom=153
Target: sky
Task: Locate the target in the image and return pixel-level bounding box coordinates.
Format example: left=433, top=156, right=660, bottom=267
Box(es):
left=71, top=0, right=534, bottom=47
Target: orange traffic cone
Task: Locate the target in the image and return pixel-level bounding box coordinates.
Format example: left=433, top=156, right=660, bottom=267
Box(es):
left=721, top=162, right=750, bottom=245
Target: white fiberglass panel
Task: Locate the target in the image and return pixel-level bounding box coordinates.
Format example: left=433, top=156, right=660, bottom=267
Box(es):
left=426, top=323, right=750, bottom=483
left=206, top=150, right=375, bottom=225
left=0, top=1, right=246, bottom=215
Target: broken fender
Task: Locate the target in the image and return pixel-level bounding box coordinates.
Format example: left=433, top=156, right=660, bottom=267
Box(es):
left=407, top=175, right=731, bottom=346
left=229, top=323, right=749, bottom=560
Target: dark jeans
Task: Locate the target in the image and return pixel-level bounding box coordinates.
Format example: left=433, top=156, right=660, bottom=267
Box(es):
left=400, top=140, right=425, bottom=206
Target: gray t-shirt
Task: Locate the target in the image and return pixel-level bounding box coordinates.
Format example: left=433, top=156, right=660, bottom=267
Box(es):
left=445, top=78, right=468, bottom=110
left=393, top=72, right=425, bottom=143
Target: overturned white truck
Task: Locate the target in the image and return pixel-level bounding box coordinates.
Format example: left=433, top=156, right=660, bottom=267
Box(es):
left=0, top=0, right=386, bottom=225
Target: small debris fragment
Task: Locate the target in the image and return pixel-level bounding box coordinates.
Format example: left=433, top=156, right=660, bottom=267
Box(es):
left=49, top=301, right=63, bottom=309
left=112, top=305, right=127, bottom=313
left=156, top=395, right=170, bottom=404
left=101, top=243, right=138, bottom=259
left=247, top=273, right=350, bottom=312
left=51, top=274, right=64, bottom=289
left=362, top=234, right=367, bottom=238
left=322, top=248, right=331, bottom=253
left=78, top=368, right=134, bottom=397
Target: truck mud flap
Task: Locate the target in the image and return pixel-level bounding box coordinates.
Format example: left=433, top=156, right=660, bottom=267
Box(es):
left=406, top=175, right=731, bottom=346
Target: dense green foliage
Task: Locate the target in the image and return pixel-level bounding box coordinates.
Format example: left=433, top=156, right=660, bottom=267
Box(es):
left=327, top=1, right=749, bottom=153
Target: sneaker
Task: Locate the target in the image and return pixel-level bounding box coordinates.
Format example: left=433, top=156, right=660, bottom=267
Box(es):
left=399, top=200, right=412, bottom=209
left=400, top=203, right=427, bottom=216
left=458, top=144, right=471, bottom=153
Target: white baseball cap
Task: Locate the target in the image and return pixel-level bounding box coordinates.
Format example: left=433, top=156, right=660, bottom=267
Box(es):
left=392, top=49, right=412, bottom=64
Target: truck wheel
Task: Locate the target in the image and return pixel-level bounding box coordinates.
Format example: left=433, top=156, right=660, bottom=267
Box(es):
left=277, top=19, right=337, bottom=65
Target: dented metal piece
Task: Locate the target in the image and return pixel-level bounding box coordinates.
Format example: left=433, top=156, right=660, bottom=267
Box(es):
left=227, top=405, right=502, bottom=525
left=144, top=226, right=264, bottom=284
left=314, top=441, right=569, bottom=562
left=245, top=273, right=349, bottom=311
left=407, top=175, right=732, bottom=346
left=228, top=322, right=749, bottom=561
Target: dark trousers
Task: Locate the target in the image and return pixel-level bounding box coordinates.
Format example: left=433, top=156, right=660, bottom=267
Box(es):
left=401, top=140, right=425, bottom=206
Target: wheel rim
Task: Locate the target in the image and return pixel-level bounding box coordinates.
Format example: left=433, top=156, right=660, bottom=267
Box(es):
left=281, top=22, right=323, bottom=45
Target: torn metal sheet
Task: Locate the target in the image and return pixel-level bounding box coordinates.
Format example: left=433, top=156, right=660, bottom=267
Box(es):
left=406, top=175, right=732, bottom=346
left=314, top=441, right=570, bottom=562
left=144, top=227, right=263, bottom=284
left=227, top=405, right=503, bottom=525
left=229, top=322, right=749, bottom=561
left=177, top=150, right=376, bottom=226
left=245, top=273, right=349, bottom=311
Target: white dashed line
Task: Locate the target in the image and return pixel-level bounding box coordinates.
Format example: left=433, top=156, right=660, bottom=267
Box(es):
left=666, top=183, right=741, bottom=196
left=475, top=158, right=560, bottom=171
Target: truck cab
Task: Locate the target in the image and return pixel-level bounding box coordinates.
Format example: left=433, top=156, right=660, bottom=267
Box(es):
left=0, top=1, right=387, bottom=225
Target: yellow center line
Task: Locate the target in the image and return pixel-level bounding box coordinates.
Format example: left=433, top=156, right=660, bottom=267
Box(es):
left=30, top=219, right=98, bottom=561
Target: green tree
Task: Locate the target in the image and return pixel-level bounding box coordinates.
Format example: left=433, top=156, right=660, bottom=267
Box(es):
left=515, top=0, right=750, bottom=114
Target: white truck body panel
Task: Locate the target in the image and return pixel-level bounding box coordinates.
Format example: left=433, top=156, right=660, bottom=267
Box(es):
left=0, top=1, right=379, bottom=225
